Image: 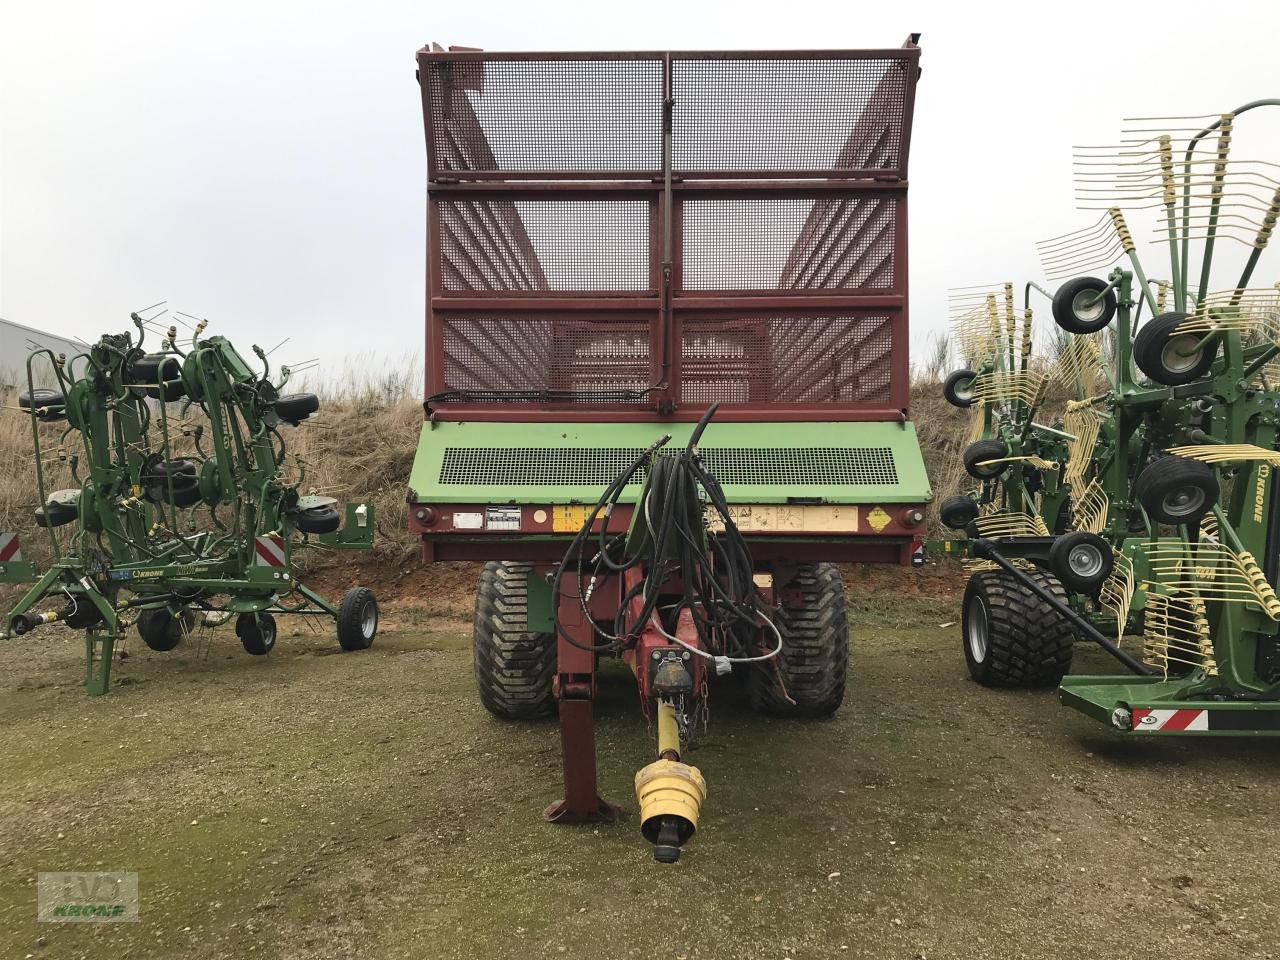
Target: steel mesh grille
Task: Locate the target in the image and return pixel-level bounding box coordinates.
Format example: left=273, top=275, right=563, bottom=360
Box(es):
left=441, top=315, right=652, bottom=400
left=681, top=198, right=896, bottom=290
left=438, top=199, right=651, bottom=292
left=438, top=446, right=899, bottom=486
left=671, top=57, right=910, bottom=173
left=681, top=315, right=894, bottom=406
left=425, top=58, right=662, bottom=173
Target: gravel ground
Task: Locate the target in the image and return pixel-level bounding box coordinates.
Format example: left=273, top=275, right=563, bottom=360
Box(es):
left=2, top=567, right=1279, bottom=960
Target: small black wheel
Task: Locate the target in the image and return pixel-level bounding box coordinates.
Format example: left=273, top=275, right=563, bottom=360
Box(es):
left=137, top=608, right=197, bottom=652
left=746, top=562, right=849, bottom=718
left=943, top=369, right=978, bottom=408
left=143, top=457, right=202, bottom=506
left=963, top=569, right=1076, bottom=687
left=236, top=612, right=277, bottom=656
left=275, top=393, right=320, bottom=426
left=18, top=388, right=67, bottom=422
left=293, top=505, right=341, bottom=534
left=1051, top=276, right=1116, bottom=334
left=1134, top=456, right=1218, bottom=525
left=939, top=495, right=979, bottom=530
left=1134, top=312, right=1217, bottom=385
left=129, top=354, right=185, bottom=401
left=1049, top=532, right=1114, bottom=594
left=34, top=490, right=80, bottom=528
left=337, top=587, right=378, bottom=651
left=963, top=439, right=1010, bottom=480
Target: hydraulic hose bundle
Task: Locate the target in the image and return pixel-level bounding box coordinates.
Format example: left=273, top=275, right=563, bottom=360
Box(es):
left=551, top=404, right=782, bottom=670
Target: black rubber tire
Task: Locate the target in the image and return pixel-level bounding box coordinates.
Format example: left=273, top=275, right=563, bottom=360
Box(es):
left=137, top=608, right=197, bottom=652
left=1051, top=276, right=1117, bottom=334
left=963, top=439, right=1010, bottom=480
left=336, top=586, right=378, bottom=651
left=236, top=612, right=277, bottom=656
left=1052, top=496, right=1074, bottom=536
left=143, top=457, right=202, bottom=507
left=939, top=495, right=979, bottom=530
left=1134, top=456, right=1219, bottom=525
left=962, top=569, right=1076, bottom=688
left=275, top=393, right=319, bottom=426
left=1048, top=531, right=1114, bottom=594
left=18, top=388, right=67, bottom=422
left=129, top=354, right=185, bottom=401
left=34, top=494, right=79, bottom=528
left=747, top=563, right=849, bottom=718
left=1134, top=312, right=1216, bottom=385
left=294, top=505, right=341, bottom=534
left=473, top=561, right=556, bottom=720
left=943, top=369, right=978, bottom=408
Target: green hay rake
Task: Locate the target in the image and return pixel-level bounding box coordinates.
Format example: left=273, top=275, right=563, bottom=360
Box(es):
left=942, top=100, right=1280, bottom=735
left=1, top=311, right=379, bottom=694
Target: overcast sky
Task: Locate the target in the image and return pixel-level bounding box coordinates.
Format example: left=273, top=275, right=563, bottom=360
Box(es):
left=2, top=0, right=1277, bottom=387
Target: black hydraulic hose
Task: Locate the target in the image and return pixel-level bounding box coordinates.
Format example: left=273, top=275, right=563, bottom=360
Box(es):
left=971, top=539, right=1155, bottom=676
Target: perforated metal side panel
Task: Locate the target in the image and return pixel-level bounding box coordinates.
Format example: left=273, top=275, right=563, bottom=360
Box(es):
left=424, top=57, right=662, bottom=173
left=671, top=56, right=911, bottom=173
left=437, top=447, right=899, bottom=486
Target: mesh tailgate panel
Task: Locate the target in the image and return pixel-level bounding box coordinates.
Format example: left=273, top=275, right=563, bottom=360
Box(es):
left=672, top=56, right=911, bottom=173
left=441, top=315, right=652, bottom=399
left=425, top=58, right=662, bottom=173
left=681, top=197, right=896, bottom=291
left=438, top=446, right=899, bottom=486
left=681, top=315, right=893, bottom=406
left=439, top=199, right=651, bottom=292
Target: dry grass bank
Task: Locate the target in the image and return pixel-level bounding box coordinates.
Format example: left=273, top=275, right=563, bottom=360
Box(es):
left=1, top=373, right=977, bottom=581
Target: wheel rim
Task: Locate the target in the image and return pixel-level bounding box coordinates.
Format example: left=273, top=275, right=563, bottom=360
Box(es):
left=1072, top=288, right=1105, bottom=323
left=954, top=377, right=973, bottom=401
left=360, top=600, right=377, bottom=638
left=1161, top=335, right=1202, bottom=374
left=1162, top=485, right=1206, bottom=518
left=1068, top=543, right=1105, bottom=580
left=967, top=595, right=989, bottom=663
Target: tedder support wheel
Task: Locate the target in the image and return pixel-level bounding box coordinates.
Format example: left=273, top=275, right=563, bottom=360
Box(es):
left=136, top=608, right=198, bottom=652
left=236, top=612, right=277, bottom=656
left=473, top=561, right=556, bottom=719
left=1134, top=456, right=1218, bottom=526
left=1048, top=531, right=1114, bottom=594
left=962, top=569, right=1076, bottom=688
left=943, top=369, right=978, bottom=408
left=939, top=494, right=980, bottom=530
left=963, top=439, right=1010, bottom=480
left=337, top=586, right=378, bottom=650
left=747, top=562, right=849, bottom=718
left=1051, top=276, right=1117, bottom=334
left=1134, top=312, right=1217, bottom=386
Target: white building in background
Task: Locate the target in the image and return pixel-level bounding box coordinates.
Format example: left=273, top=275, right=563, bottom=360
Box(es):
left=0, top=317, right=87, bottom=389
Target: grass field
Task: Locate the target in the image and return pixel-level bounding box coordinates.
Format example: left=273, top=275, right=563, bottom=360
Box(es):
left=3, top=564, right=1279, bottom=960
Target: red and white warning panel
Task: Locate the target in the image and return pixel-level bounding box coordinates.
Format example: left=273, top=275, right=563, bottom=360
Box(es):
left=253, top=534, right=287, bottom=567
left=1132, top=708, right=1209, bottom=732
left=0, top=533, right=21, bottom=563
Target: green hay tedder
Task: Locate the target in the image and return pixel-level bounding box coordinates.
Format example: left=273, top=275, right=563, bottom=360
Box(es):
left=1, top=311, right=379, bottom=694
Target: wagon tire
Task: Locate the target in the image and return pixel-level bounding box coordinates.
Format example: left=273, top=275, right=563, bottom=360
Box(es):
left=474, top=561, right=556, bottom=719
left=747, top=562, right=849, bottom=718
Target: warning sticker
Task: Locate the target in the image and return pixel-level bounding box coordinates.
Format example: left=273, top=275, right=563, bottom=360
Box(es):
left=485, top=507, right=522, bottom=531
